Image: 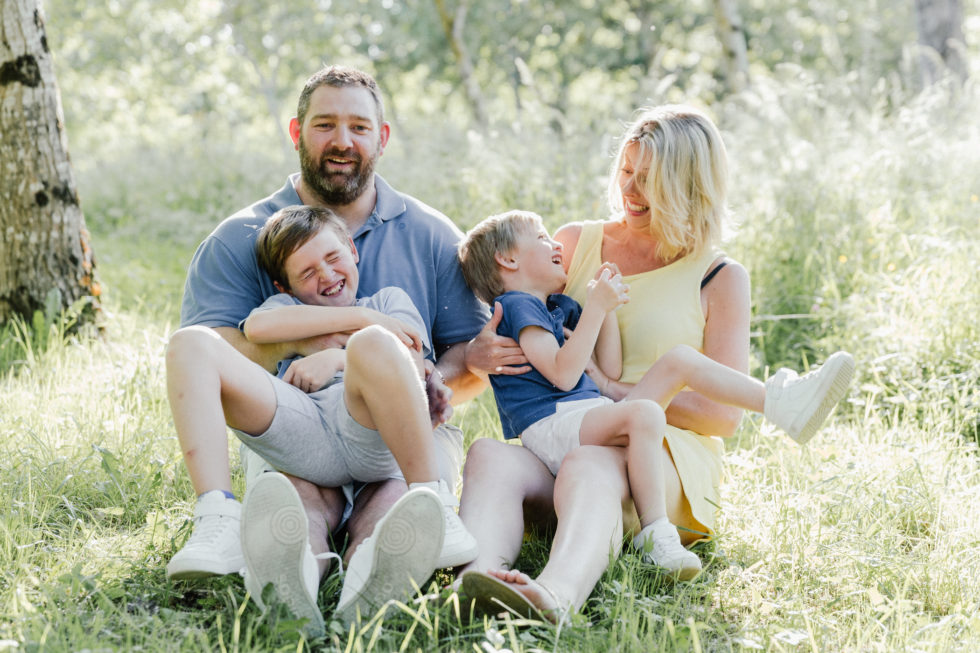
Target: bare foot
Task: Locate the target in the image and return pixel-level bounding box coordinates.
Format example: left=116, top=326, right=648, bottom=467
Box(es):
left=485, top=568, right=566, bottom=622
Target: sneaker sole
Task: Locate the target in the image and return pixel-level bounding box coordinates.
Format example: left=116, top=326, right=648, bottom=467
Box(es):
left=336, top=489, right=444, bottom=624
left=241, top=473, right=324, bottom=638
left=792, top=351, right=855, bottom=445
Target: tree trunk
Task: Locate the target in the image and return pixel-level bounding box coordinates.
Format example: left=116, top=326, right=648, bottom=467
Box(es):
left=0, top=0, right=99, bottom=326
left=713, top=0, right=750, bottom=93
left=913, top=0, right=968, bottom=85
left=433, top=0, right=489, bottom=127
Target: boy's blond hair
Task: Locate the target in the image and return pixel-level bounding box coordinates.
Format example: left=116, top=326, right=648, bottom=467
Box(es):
left=458, top=210, right=542, bottom=304
left=607, top=105, right=730, bottom=262
left=256, top=205, right=352, bottom=290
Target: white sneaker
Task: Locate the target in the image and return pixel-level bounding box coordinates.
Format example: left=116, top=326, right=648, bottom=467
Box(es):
left=764, top=351, right=855, bottom=445
left=429, top=480, right=479, bottom=568
left=335, top=487, right=444, bottom=624
left=240, top=472, right=326, bottom=638
left=167, top=491, right=244, bottom=580
left=634, top=518, right=702, bottom=581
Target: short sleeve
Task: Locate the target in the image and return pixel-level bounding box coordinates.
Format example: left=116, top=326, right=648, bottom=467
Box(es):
left=180, top=234, right=267, bottom=329
left=496, top=292, right=555, bottom=342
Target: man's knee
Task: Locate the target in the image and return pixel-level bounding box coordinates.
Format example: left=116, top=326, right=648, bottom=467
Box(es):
left=462, top=438, right=515, bottom=486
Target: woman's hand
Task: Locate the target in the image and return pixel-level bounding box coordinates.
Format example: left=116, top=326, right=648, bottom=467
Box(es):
left=282, top=348, right=345, bottom=393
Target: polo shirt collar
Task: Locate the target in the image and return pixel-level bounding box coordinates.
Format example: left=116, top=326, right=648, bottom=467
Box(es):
left=283, top=173, right=405, bottom=237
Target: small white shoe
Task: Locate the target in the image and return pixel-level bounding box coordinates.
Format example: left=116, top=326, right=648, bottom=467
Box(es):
left=166, top=491, right=244, bottom=580
left=635, top=518, right=702, bottom=581
left=431, top=480, right=478, bottom=568
left=764, top=351, right=856, bottom=445
left=336, top=487, right=444, bottom=624
left=241, top=472, right=326, bottom=638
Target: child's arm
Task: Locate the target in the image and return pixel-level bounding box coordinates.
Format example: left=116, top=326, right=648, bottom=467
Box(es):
left=243, top=304, right=423, bottom=352
left=593, top=309, right=623, bottom=382
left=521, top=270, right=628, bottom=391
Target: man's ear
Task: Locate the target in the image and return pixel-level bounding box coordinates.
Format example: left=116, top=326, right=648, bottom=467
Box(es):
left=288, top=117, right=301, bottom=150
left=377, top=121, right=391, bottom=156
left=494, top=250, right=519, bottom=271
left=348, top=238, right=359, bottom=263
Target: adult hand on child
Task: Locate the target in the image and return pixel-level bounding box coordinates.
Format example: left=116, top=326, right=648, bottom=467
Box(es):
left=465, top=301, right=531, bottom=376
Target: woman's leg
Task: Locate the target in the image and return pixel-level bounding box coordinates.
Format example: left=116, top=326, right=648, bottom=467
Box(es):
left=457, top=438, right=557, bottom=574
left=533, top=444, right=631, bottom=611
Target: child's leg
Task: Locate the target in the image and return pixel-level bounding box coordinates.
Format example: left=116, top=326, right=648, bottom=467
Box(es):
left=166, top=326, right=279, bottom=495
left=343, top=325, right=478, bottom=567
left=629, top=344, right=765, bottom=413
left=579, top=400, right=701, bottom=579
left=341, top=325, right=438, bottom=484
left=579, top=400, right=669, bottom=526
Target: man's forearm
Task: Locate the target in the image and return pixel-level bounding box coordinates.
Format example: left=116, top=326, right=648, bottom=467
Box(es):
left=436, top=341, right=488, bottom=405
left=213, top=326, right=287, bottom=373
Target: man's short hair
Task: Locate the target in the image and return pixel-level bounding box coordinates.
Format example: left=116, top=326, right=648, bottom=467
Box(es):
left=458, top=210, right=542, bottom=304
left=296, top=65, right=385, bottom=127
left=257, top=205, right=351, bottom=290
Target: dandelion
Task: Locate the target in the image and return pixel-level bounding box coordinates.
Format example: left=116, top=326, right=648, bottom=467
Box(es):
left=838, top=254, right=848, bottom=263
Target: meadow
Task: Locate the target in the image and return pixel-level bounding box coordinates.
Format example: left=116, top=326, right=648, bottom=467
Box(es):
left=1, top=69, right=978, bottom=651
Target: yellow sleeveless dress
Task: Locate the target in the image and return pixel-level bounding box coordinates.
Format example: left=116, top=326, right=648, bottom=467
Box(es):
left=564, top=221, right=725, bottom=535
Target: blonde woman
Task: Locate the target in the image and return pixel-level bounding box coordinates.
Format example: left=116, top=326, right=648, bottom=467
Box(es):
left=459, top=106, right=756, bottom=619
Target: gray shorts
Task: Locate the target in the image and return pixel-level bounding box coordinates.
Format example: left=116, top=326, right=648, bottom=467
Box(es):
left=235, top=375, right=464, bottom=515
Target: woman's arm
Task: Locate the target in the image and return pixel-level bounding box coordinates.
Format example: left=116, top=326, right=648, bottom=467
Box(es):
left=595, top=259, right=751, bottom=436
left=593, top=309, right=623, bottom=382
left=665, top=260, right=750, bottom=437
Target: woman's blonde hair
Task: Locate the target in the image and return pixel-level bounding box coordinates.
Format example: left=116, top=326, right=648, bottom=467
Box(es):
left=607, top=105, right=730, bottom=261
left=458, top=210, right=542, bottom=304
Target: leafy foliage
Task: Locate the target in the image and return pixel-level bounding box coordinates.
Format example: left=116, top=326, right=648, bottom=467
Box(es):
left=3, top=0, right=978, bottom=650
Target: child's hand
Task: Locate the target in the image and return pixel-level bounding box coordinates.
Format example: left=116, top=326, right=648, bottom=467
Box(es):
left=282, top=348, right=346, bottom=393
left=586, top=268, right=630, bottom=313
left=375, top=315, right=424, bottom=352
left=594, top=261, right=621, bottom=280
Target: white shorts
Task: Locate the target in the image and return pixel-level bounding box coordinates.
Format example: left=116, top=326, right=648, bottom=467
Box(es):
left=520, top=396, right=613, bottom=475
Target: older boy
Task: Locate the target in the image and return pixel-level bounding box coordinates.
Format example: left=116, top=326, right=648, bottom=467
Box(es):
left=457, top=210, right=854, bottom=582
left=167, top=205, right=477, bottom=630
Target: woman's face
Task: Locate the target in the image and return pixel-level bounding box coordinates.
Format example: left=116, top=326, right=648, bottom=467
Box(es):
left=617, top=142, right=651, bottom=228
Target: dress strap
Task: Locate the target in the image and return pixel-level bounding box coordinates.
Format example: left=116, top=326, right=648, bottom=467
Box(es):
left=700, top=259, right=729, bottom=289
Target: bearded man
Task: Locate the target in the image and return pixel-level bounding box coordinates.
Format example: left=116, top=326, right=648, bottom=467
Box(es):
left=173, top=65, right=526, bottom=631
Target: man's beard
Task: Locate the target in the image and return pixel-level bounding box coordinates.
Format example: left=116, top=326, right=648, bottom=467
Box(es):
left=299, top=137, right=379, bottom=206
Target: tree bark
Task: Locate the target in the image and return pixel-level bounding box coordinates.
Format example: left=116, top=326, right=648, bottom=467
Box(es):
left=0, top=0, right=99, bottom=326
left=433, top=0, right=489, bottom=127
left=913, top=0, right=968, bottom=85
left=713, top=0, right=750, bottom=93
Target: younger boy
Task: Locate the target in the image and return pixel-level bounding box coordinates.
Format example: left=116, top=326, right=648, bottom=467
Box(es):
left=166, top=205, right=477, bottom=628
left=458, top=210, right=854, bottom=579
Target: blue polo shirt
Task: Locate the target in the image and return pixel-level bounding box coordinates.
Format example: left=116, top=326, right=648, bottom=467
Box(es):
left=180, top=173, right=488, bottom=358
left=489, top=291, right=601, bottom=440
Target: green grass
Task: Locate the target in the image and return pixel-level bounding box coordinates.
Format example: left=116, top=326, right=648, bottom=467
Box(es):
left=1, top=77, right=978, bottom=651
